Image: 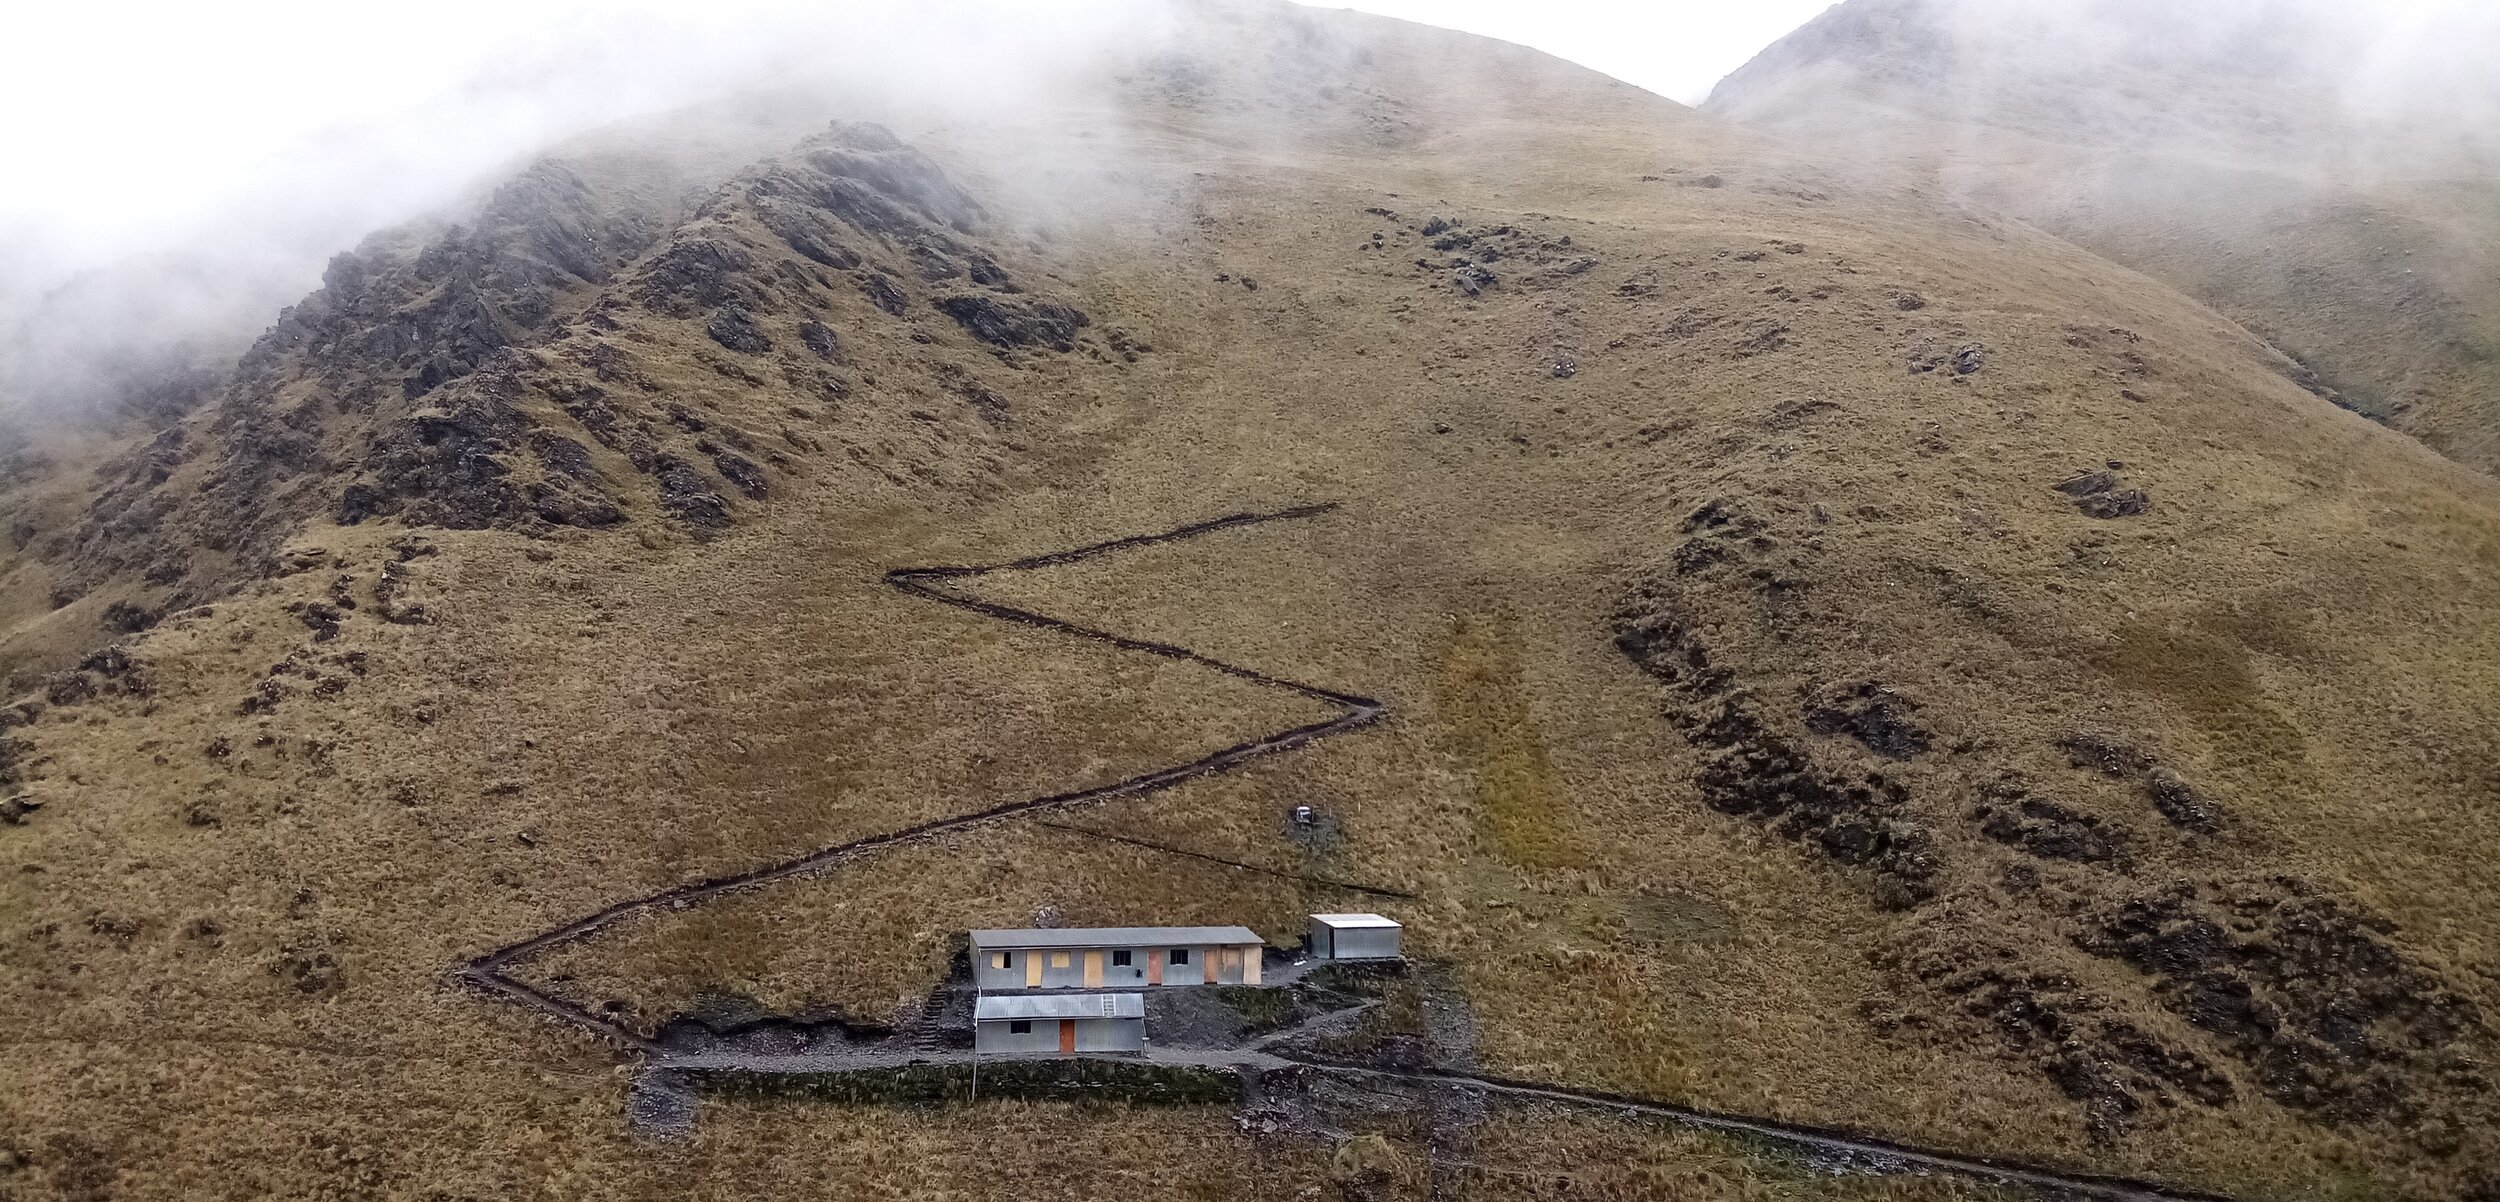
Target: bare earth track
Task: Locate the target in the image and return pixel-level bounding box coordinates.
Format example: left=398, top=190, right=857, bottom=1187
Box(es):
left=452, top=504, right=2244, bottom=1202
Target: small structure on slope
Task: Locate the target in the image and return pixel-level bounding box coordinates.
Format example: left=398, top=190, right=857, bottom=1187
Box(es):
left=1308, top=913, right=1402, bottom=961
left=970, top=925, right=1266, bottom=989
left=973, top=992, right=1146, bottom=1054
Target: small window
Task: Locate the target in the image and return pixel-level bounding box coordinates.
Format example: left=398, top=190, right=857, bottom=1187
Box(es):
left=990, top=952, right=1009, bottom=970
left=1111, top=949, right=1133, bottom=967
left=1170, top=948, right=1190, bottom=965
left=1049, top=952, right=1071, bottom=969
left=1009, top=1020, right=1032, bottom=1034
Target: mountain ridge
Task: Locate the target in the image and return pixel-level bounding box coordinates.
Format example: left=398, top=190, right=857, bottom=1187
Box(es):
left=3, top=4, right=2499, bottom=1199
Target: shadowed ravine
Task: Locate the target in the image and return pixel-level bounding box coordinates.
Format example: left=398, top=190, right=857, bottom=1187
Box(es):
left=451, top=503, right=2240, bottom=1202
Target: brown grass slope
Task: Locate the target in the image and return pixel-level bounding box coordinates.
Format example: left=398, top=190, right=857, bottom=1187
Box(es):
left=1706, top=0, right=2500, bottom=478
left=4, top=2, right=2500, bottom=1199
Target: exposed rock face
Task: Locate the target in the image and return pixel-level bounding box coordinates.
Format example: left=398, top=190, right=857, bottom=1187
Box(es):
left=1613, top=492, right=2499, bottom=1153
left=40, top=121, right=1106, bottom=595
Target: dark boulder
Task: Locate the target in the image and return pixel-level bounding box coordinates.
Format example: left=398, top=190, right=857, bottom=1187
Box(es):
left=705, top=305, right=772, bottom=354
left=934, top=294, right=1089, bottom=351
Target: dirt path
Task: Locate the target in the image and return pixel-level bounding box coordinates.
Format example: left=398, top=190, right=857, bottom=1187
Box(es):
left=452, top=503, right=2245, bottom=1202
left=452, top=504, right=1385, bottom=1052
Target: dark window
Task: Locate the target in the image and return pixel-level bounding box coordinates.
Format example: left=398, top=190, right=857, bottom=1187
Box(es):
left=1009, top=1020, right=1032, bottom=1034
left=1112, top=949, right=1133, bottom=967
left=1170, top=949, right=1190, bottom=965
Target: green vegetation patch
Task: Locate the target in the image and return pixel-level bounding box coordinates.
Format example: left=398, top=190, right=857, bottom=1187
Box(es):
left=1435, top=612, right=1584, bottom=870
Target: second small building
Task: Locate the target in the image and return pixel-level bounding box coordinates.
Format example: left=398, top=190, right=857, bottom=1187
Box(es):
left=973, top=992, right=1146, bottom=1054
left=971, top=925, right=1266, bottom=990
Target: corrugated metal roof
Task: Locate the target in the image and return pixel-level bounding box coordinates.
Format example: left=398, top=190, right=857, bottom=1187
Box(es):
left=1311, top=913, right=1401, bottom=929
left=969, top=925, right=1262, bottom=950
left=975, top=992, right=1146, bottom=1021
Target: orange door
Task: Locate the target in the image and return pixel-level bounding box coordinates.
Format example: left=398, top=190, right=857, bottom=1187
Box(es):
left=1057, top=1020, right=1076, bottom=1054
left=1146, top=949, right=1163, bottom=985
left=1200, top=947, right=1215, bottom=984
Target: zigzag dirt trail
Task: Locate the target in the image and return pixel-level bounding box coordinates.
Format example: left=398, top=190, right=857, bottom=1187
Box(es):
left=451, top=502, right=2240, bottom=1202
left=453, top=503, right=1386, bottom=1052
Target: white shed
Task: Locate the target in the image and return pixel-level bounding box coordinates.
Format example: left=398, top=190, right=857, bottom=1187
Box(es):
left=1308, top=913, right=1402, bottom=961
left=973, top=992, right=1146, bottom=1055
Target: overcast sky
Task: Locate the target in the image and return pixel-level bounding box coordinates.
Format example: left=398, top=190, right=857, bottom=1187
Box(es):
left=1333, top=1, right=1837, bottom=103
left=0, top=1, right=1827, bottom=293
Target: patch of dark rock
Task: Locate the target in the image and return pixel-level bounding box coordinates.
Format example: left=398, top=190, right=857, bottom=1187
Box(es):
left=796, top=122, right=989, bottom=235
left=1876, top=930, right=2231, bottom=1142
left=636, top=238, right=754, bottom=315
left=1972, top=792, right=2130, bottom=865
left=712, top=453, right=768, bottom=501
left=798, top=319, right=842, bottom=363
left=966, top=255, right=1015, bottom=289
left=2081, top=878, right=2491, bottom=1132
left=662, top=404, right=707, bottom=435
left=2145, top=770, right=2225, bottom=834
left=2054, top=469, right=2150, bottom=519
left=375, top=563, right=432, bottom=625
left=2058, top=731, right=2153, bottom=778
left=1804, top=681, right=1931, bottom=759
left=100, top=601, right=158, bottom=635
left=528, top=431, right=597, bottom=482
left=0, top=795, right=43, bottom=826
left=2056, top=471, right=2119, bottom=498
left=339, top=375, right=582, bottom=530
left=934, top=294, right=1088, bottom=351
left=704, top=305, right=771, bottom=354
left=290, top=603, right=344, bottom=642
left=655, top=1008, right=895, bottom=1057
left=2077, top=489, right=2151, bottom=519
left=42, top=671, right=96, bottom=708
left=1617, top=587, right=1938, bottom=908
left=1665, top=500, right=1775, bottom=577
left=855, top=271, right=909, bottom=316
left=909, top=244, right=962, bottom=282
left=750, top=195, right=866, bottom=272
left=653, top=457, right=733, bottom=530
left=1951, top=343, right=1986, bottom=374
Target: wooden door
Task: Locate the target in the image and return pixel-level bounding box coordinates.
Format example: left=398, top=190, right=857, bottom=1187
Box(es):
left=1200, top=947, right=1215, bottom=984
left=1024, top=952, right=1042, bottom=988
left=1083, top=950, right=1103, bottom=988
left=1058, top=1020, right=1076, bottom=1053
left=1146, top=949, right=1163, bottom=985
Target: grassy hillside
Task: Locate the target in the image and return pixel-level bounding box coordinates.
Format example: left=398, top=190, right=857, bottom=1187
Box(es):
left=1705, top=0, right=2500, bottom=477
left=3, top=3, right=2498, bottom=1199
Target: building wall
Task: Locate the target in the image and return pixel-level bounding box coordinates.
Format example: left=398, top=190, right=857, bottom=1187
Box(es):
left=1076, top=1016, right=1144, bottom=1053
left=974, top=943, right=1255, bottom=989
left=1314, top=924, right=1401, bottom=961
left=972, top=1017, right=1143, bottom=1055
